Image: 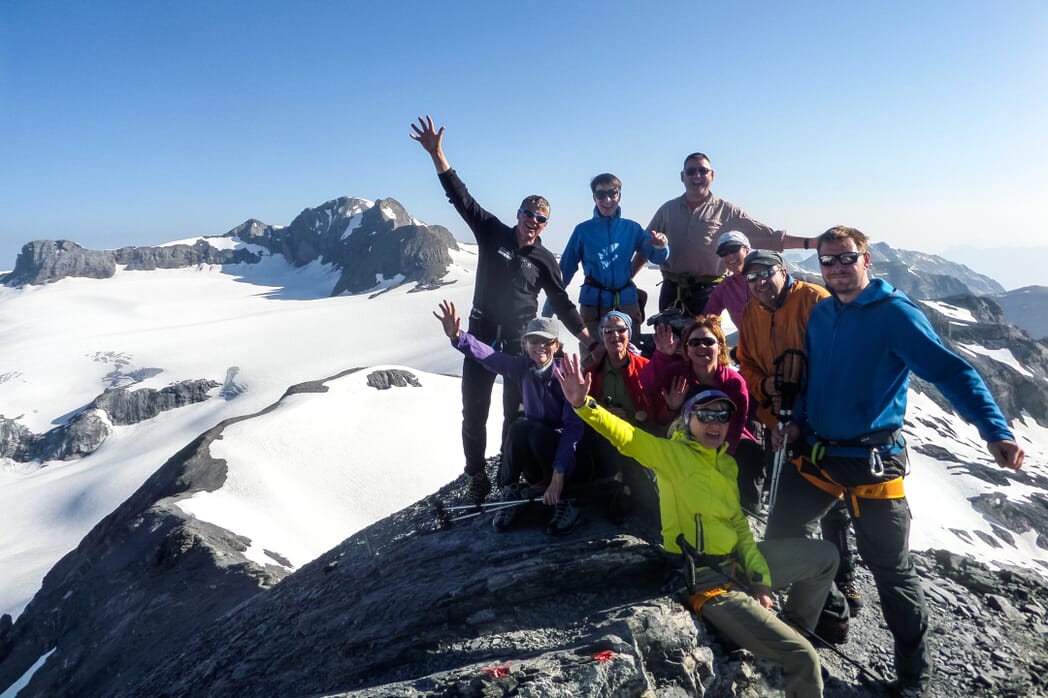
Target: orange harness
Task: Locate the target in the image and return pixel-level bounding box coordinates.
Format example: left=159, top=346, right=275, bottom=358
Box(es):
left=793, top=457, right=905, bottom=517
left=687, top=583, right=733, bottom=616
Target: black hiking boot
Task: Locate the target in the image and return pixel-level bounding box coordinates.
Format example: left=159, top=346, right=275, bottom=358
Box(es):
left=492, top=483, right=525, bottom=532
left=546, top=501, right=580, bottom=536
left=465, top=471, right=491, bottom=504
left=813, top=611, right=850, bottom=645
left=837, top=579, right=864, bottom=616
left=891, top=676, right=931, bottom=697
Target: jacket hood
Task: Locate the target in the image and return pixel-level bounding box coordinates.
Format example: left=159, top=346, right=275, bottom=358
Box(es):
left=591, top=205, right=623, bottom=220
left=837, top=276, right=898, bottom=308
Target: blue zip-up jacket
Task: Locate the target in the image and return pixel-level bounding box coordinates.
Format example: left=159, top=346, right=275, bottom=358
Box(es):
left=795, top=278, right=1013, bottom=452
left=453, top=331, right=584, bottom=475
left=542, top=207, right=669, bottom=315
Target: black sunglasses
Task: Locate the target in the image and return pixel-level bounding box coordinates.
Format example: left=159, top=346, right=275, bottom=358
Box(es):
left=684, top=166, right=711, bottom=176
left=693, top=408, right=732, bottom=424
left=602, top=326, right=628, bottom=335
left=593, top=188, right=620, bottom=201
left=818, top=252, right=865, bottom=266
left=687, top=336, right=718, bottom=347
left=744, top=266, right=782, bottom=283
left=518, top=208, right=549, bottom=225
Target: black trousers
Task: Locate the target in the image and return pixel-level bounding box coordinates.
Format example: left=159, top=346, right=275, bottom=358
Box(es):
left=461, top=318, right=523, bottom=476
left=658, top=278, right=716, bottom=316
left=765, top=453, right=931, bottom=683
left=500, top=418, right=596, bottom=489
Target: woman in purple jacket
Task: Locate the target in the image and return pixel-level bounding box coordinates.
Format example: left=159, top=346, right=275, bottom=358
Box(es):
left=435, top=300, right=587, bottom=535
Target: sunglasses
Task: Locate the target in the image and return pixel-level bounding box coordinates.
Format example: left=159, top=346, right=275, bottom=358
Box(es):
left=518, top=208, right=549, bottom=225
left=593, top=188, right=620, bottom=201
left=744, top=266, right=781, bottom=283
left=686, top=336, right=718, bottom=347
left=525, top=336, right=557, bottom=347
left=602, top=326, right=628, bottom=335
left=692, top=408, right=732, bottom=424
left=684, top=166, right=711, bottom=176
left=818, top=252, right=865, bottom=266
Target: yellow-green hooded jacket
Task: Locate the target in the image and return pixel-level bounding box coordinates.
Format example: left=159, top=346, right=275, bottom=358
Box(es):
left=573, top=399, right=771, bottom=586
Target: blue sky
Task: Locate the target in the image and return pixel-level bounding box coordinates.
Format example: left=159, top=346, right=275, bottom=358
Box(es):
left=2, top=1, right=1046, bottom=287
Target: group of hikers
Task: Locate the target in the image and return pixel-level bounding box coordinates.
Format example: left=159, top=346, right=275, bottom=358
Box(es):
left=411, top=115, right=1025, bottom=698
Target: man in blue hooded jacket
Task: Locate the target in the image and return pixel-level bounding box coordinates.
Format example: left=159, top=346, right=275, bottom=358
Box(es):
left=544, top=173, right=668, bottom=359
left=767, top=225, right=1024, bottom=697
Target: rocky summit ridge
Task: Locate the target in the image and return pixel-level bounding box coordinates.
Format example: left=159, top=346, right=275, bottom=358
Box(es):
left=0, top=367, right=1046, bottom=698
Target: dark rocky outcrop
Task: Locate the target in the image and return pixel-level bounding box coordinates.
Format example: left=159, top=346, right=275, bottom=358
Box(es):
left=912, top=294, right=1048, bottom=427
left=0, top=379, right=219, bottom=463
left=1, top=240, right=260, bottom=286
left=91, top=379, right=219, bottom=426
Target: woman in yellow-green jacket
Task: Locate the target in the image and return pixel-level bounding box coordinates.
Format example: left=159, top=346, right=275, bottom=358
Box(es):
left=555, top=354, right=840, bottom=698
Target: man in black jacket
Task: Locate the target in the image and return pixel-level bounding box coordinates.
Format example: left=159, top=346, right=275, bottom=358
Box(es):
left=411, top=115, right=597, bottom=502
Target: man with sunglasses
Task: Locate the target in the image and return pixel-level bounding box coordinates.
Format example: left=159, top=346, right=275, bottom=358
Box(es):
left=647, top=152, right=816, bottom=315
left=767, top=226, right=1025, bottom=697
left=411, top=115, right=597, bottom=503
left=544, top=173, right=669, bottom=360
left=735, top=250, right=860, bottom=622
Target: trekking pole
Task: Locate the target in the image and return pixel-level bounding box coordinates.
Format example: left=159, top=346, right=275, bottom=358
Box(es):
left=766, top=350, right=808, bottom=517
left=674, top=534, right=887, bottom=685
left=434, top=495, right=571, bottom=528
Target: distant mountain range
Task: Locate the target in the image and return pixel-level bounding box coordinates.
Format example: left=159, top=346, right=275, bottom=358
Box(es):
left=5, top=201, right=1045, bottom=340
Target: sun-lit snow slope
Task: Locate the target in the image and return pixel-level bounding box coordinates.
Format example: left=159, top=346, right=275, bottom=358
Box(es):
left=177, top=367, right=473, bottom=570
left=904, top=389, right=1048, bottom=574
left=0, top=245, right=486, bottom=619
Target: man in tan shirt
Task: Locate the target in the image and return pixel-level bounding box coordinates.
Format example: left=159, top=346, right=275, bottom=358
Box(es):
left=647, top=152, right=815, bottom=315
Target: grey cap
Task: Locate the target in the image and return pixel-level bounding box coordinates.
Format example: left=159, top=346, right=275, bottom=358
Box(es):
left=524, top=316, right=560, bottom=340
left=742, top=249, right=784, bottom=273
left=716, top=231, right=751, bottom=257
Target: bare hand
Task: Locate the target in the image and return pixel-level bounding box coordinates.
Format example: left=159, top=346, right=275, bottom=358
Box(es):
left=771, top=423, right=800, bottom=450
left=543, top=472, right=565, bottom=505
left=432, top=299, right=461, bottom=340
left=553, top=354, right=592, bottom=408
left=654, top=323, right=678, bottom=355
left=988, top=440, right=1024, bottom=470
left=664, top=375, right=688, bottom=412
left=409, top=115, right=444, bottom=155
left=649, top=230, right=668, bottom=248
left=751, top=584, right=775, bottom=610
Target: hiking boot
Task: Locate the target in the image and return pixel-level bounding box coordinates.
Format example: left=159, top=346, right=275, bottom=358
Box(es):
left=813, top=611, right=849, bottom=645
left=492, top=483, right=525, bottom=532
left=891, top=676, right=931, bottom=697
left=546, top=501, right=580, bottom=536
left=465, top=470, right=491, bottom=504
left=837, top=579, right=864, bottom=616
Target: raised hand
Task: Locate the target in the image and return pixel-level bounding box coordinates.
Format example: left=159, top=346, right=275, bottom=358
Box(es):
left=553, top=354, right=591, bottom=408
left=432, top=299, right=461, bottom=340
left=409, top=115, right=444, bottom=154
left=654, top=323, right=678, bottom=355
left=649, top=230, right=668, bottom=248
left=664, top=375, right=688, bottom=412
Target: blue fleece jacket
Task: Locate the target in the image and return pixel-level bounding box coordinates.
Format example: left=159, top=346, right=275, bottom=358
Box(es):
left=542, top=207, right=669, bottom=314
left=453, top=331, right=583, bottom=475
left=795, top=278, right=1013, bottom=451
